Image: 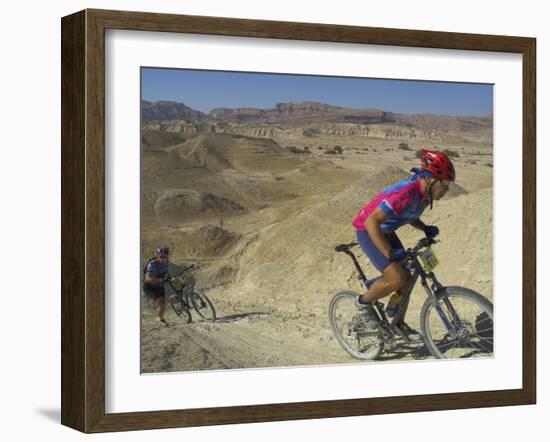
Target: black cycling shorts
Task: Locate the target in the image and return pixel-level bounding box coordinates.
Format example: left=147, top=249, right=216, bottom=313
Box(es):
left=143, top=282, right=165, bottom=300
left=356, top=229, right=404, bottom=273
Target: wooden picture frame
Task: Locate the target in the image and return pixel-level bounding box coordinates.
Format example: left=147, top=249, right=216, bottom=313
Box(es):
left=61, top=8, right=536, bottom=433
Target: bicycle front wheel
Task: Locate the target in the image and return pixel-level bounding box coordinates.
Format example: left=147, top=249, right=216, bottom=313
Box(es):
left=169, top=294, right=192, bottom=323
left=328, top=291, right=383, bottom=360
left=191, top=292, right=216, bottom=322
left=420, top=286, right=493, bottom=359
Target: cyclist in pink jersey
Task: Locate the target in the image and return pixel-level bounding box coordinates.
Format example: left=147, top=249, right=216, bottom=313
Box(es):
left=352, top=149, right=456, bottom=341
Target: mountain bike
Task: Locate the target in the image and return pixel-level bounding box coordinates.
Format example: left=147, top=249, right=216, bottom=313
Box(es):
left=166, top=264, right=216, bottom=323
left=329, top=236, right=493, bottom=360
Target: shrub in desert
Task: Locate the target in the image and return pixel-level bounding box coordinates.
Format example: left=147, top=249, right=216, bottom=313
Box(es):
left=442, top=148, right=460, bottom=158
left=398, top=142, right=411, bottom=151
left=334, top=145, right=343, bottom=154
left=485, top=162, right=493, bottom=168
left=415, top=149, right=423, bottom=159
left=287, top=146, right=310, bottom=154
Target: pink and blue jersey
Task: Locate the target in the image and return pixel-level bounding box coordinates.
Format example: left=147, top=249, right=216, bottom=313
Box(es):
left=352, top=175, right=429, bottom=233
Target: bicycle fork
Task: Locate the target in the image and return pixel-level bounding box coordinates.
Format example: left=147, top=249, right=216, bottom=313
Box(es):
left=423, top=279, right=460, bottom=340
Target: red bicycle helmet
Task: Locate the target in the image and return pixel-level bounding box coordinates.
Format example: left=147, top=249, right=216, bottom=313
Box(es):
left=420, top=149, right=456, bottom=181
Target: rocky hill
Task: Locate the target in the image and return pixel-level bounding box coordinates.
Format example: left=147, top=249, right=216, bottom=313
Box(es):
left=209, top=101, right=388, bottom=125
left=141, top=100, right=492, bottom=144
left=142, top=99, right=491, bottom=128
left=173, top=133, right=297, bottom=172
left=141, top=163, right=493, bottom=372
left=141, top=128, right=186, bottom=150
left=141, top=100, right=206, bottom=122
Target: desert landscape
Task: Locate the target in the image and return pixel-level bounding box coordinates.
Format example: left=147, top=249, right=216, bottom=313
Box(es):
left=140, top=100, right=493, bottom=373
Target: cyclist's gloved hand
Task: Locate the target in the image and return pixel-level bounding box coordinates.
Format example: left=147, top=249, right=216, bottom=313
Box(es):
left=388, top=248, right=407, bottom=262
left=424, top=225, right=440, bottom=238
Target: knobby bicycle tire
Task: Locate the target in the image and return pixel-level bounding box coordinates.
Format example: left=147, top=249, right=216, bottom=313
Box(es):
left=328, top=290, right=383, bottom=360
left=169, top=294, right=192, bottom=323
left=191, top=292, right=216, bottom=322
left=420, top=286, right=493, bottom=359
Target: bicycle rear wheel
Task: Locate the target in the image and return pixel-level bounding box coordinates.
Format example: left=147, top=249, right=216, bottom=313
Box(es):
left=421, top=286, right=493, bottom=359
left=191, top=292, right=216, bottom=322
left=169, top=294, right=192, bottom=323
left=328, top=291, right=383, bottom=360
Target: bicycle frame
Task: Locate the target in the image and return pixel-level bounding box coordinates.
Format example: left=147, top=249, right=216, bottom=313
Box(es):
left=166, top=266, right=195, bottom=302
left=169, top=280, right=192, bottom=299
left=167, top=280, right=184, bottom=297
left=343, top=245, right=459, bottom=338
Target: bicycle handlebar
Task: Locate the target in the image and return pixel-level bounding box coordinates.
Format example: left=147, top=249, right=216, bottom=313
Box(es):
left=167, top=264, right=195, bottom=282
left=406, top=236, right=438, bottom=257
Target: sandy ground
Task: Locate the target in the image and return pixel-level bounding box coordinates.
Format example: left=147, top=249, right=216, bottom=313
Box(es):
left=140, top=133, right=493, bottom=373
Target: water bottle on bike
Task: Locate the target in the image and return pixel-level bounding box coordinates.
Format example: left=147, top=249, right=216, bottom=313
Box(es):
left=385, top=291, right=402, bottom=317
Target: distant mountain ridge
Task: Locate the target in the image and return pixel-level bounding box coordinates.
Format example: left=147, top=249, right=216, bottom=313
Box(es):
left=142, top=100, right=207, bottom=121
left=208, top=101, right=390, bottom=125
left=142, top=99, right=492, bottom=130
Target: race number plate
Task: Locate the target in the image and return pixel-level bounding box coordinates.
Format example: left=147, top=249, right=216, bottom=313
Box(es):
left=419, top=247, right=439, bottom=272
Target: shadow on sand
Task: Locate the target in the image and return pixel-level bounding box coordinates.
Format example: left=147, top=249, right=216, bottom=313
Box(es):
left=377, top=339, right=493, bottom=361
left=377, top=341, right=433, bottom=361
left=214, top=311, right=271, bottom=324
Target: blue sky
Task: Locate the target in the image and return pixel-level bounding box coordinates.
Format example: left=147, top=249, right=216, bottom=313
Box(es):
left=141, top=67, right=493, bottom=116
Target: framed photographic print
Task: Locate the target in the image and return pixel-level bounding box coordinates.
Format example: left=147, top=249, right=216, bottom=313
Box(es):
left=61, top=9, right=536, bottom=433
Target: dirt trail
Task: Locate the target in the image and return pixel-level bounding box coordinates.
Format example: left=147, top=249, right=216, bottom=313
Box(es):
left=141, top=296, right=431, bottom=373
left=141, top=136, right=493, bottom=373
left=141, top=187, right=492, bottom=373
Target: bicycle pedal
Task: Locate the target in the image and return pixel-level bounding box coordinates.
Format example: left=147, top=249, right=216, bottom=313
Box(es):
left=386, top=342, right=399, bottom=352
left=393, top=328, right=410, bottom=343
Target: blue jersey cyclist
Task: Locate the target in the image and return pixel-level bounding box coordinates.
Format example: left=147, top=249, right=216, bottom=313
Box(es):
left=351, top=149, right=456, bottom=341
left=143, top=246, right=171, bottom=327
